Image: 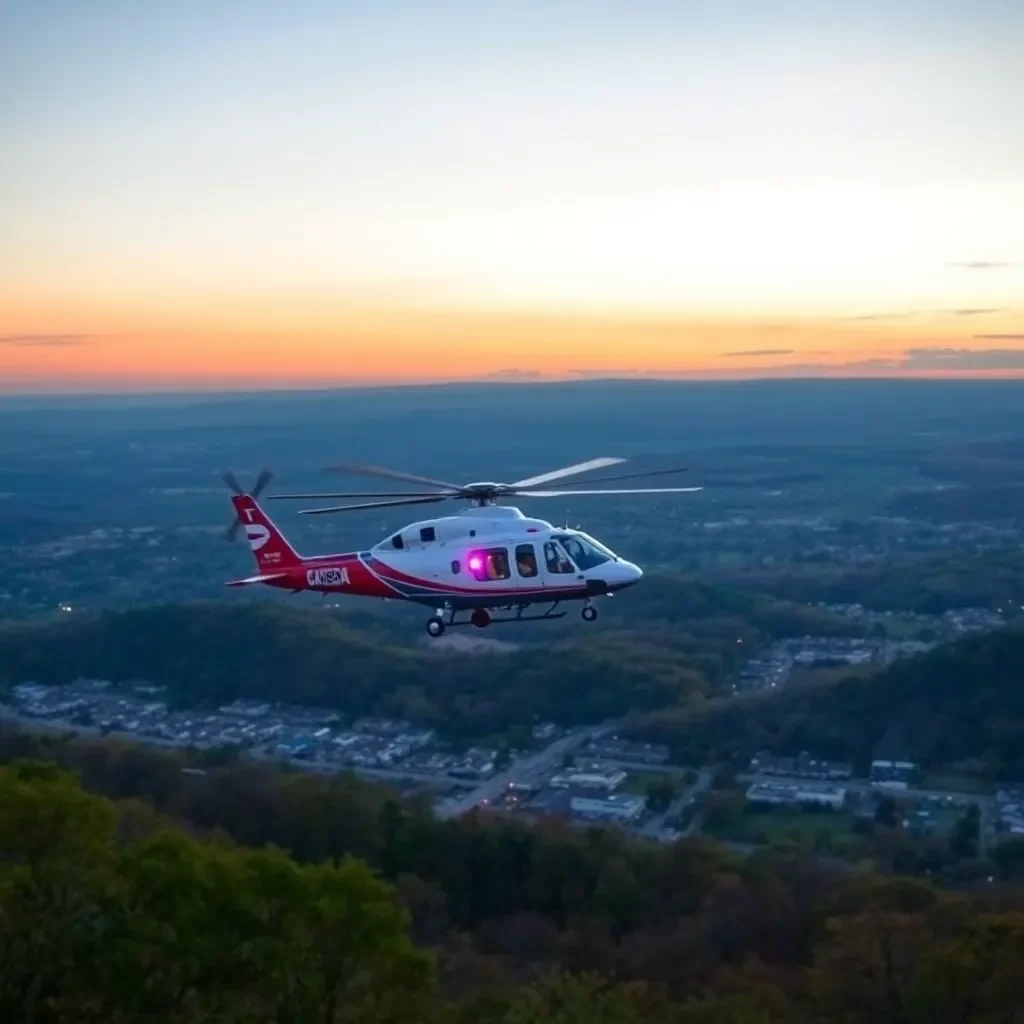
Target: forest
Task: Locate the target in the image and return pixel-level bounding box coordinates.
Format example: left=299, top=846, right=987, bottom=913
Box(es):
left=721, top=548, right=1024, bottom=615
left=638, top=625, right=1024, bottom=778
left=0, top=581, right=855, bottom=737
left=7, top=732, right=1024, bottom=1022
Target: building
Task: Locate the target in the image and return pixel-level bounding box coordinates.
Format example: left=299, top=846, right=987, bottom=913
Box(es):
left=567, top=766, right=627, bottom=790
left=450, top=748, right=497, bottom=778
left=585, top=737, right=671, bottom=765
left=570, top=793, right=646, bottom=823
left=871, top=724, right=917, bottom=790
left=870, top=760, right=917, bottom=791
left=532, top=721, right=558, bottom=741
left=749, top=750, right=853, bottom=780
left=746, top=780, right=847, bottom=809
left=353, top=717, right=412, bottom=735
left=550, top=763, right=627, bottom=791
left=219, top=699, right=272, bottom=717
left=526, top=787, right=572, bottom=817
left=12, top=683, right=50, bottom=702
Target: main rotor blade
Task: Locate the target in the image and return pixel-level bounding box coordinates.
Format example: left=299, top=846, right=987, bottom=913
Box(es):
left=225, top=517, right=243, bottom=542
left=510, top=456, right=626, bottom=489
left=556, top=465, right=689, bottom=487
left=269, top=490, right=454, bottom=500
left=222, top=471, right=244, bottom=495
left=323, top=462, right=462, bottom=491
left=516, top=487, right=703, bottom=497
left=250, top=469, right=273, bottom=498
left=296, top=495, right=451, bottom=516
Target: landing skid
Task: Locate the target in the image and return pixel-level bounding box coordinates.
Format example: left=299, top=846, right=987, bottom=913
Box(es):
left=425, top=602, right=566, bottom=636
left=449, top=609, right=568, bottom=627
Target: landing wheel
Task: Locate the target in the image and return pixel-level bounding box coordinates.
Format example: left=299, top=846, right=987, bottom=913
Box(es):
left=426, top=615, right=446, bottom=638
left=581, top=604, right=598, bottom=623
left=471, top=608, right=492, bottom=629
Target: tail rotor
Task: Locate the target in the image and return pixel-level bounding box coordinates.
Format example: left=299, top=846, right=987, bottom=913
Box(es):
left=223, top=470, right=273, bottom=541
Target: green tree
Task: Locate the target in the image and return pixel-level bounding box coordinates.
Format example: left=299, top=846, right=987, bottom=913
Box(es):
left=487, top=971, right=653, bottom=1024
left=0, top=761, right=117, bottom=1023
left=293, top=858, right=434, bottom=1024
left=644, top=775, right=679, bottom=814
left=704, top=791, right=746, bottom=834
left=874, top=795, right=899, bottom=829
left=109, top=830, right=260, bottom=1019
left=811, top=910, right=937, bottom=1024
left=950, top=803, right=980, bottom=860
left=909, top=913, right=1024, bottom=1024
left=992, top=836, right=1024, bottom=880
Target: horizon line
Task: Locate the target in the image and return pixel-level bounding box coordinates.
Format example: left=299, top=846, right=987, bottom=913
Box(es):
left=4, top=373, right=1024, bottom=402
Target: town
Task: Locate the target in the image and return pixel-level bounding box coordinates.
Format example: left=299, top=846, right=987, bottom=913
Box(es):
left=735, top=604, right=1006, bottom=690
left=4, top=674, right=1022, bottom=856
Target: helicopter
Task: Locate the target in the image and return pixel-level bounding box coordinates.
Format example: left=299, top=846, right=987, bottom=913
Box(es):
left=222, top=457, right=701, bottom=636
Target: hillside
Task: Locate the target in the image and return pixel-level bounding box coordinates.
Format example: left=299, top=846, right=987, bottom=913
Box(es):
left=639, top=625, right=1024, bottom=777
left=0, top=581, right=845, bottom=737
left=7, top=739, right=1024, bottom=1022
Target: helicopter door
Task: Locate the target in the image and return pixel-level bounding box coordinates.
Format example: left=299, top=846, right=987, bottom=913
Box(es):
left=542, top=539, right=577, bottom=587
left=514, top=543, right=540, bottom=588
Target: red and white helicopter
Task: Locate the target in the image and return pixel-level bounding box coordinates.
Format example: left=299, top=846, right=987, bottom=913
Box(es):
left=223, top=457, right=700, bottom=636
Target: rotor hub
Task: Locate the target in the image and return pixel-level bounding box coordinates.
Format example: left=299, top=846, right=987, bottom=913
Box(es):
left=461, top=481, right=508, bottom=505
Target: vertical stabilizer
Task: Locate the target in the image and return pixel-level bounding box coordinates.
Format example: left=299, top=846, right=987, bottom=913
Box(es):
left=230, top=494, right=302, bottom=571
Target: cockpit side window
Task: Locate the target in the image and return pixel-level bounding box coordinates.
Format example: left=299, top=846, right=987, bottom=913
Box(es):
left=544, top=540, right=575, bottom=574
left=391, top=533, right=404, bottom=550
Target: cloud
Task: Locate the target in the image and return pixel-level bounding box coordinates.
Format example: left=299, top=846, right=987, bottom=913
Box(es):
left=947, top=308, right=1007, bottom=316
left=949, top=261, right=1014, bottom=269
left=900, top=347, right=1024, bottom=371
left=566, top=368, right=646, bottom=377
left=707, top=345, right=1024, bottom=377
left=839, top=311, right=920, bottom=322
left=0, top=333, right=92, bottom=347
left=482, top=368, right=542, bottom=380
left=974, top=334, right=1024, bottom=341
left=838, top=308, right=1011, bottom=322
left=719, top=348, right=794, bottom=358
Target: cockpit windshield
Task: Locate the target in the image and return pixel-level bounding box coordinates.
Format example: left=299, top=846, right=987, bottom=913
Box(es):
left=552, top=532, right=613, bottom=570
left=576, top=532, right=617, bottom=559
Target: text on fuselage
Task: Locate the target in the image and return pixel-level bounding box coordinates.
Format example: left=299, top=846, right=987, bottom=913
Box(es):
left=306, top=567, right=350, bottom=587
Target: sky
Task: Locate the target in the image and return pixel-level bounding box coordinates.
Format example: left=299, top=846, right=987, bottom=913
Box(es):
left=1, top=0, right=1023, bottom=391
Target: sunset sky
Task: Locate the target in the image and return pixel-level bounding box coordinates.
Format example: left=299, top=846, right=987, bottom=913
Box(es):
left=2, top=0, right=1023, bottom=391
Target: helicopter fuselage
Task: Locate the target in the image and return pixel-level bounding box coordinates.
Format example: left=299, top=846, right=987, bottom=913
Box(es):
left=227, top=497, right=642, bottom=632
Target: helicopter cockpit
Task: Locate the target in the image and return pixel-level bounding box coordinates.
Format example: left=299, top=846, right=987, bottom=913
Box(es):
left=550, top=532, right=618, bottom=570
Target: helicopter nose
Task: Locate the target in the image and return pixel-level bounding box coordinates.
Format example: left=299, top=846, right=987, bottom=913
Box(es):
left=622, top=560, right=643, bottom=584
left=605, top=560, right=642, bottom=591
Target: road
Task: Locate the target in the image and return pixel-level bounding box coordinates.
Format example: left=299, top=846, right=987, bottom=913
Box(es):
left=4, top=709, right=1001, bottom=854
left=435, top=724, right=616, bottom=820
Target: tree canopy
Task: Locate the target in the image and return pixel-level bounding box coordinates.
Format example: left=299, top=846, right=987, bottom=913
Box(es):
left=7, top=750, right=1024, bottom=1022
left=638, top=625, right=1024, bottom=778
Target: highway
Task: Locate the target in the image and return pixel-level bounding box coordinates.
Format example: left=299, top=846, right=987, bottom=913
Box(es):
left=435, top=724, right=616, bottom=820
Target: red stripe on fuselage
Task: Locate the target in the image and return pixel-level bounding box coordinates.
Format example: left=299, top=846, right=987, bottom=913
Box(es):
left=364, top=554, right=585, bottom=598
left=260, top=551, right=587, bottom=604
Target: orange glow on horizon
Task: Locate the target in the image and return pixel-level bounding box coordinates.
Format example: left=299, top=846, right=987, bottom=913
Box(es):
left=3, top=297, right=1023, bottom=391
